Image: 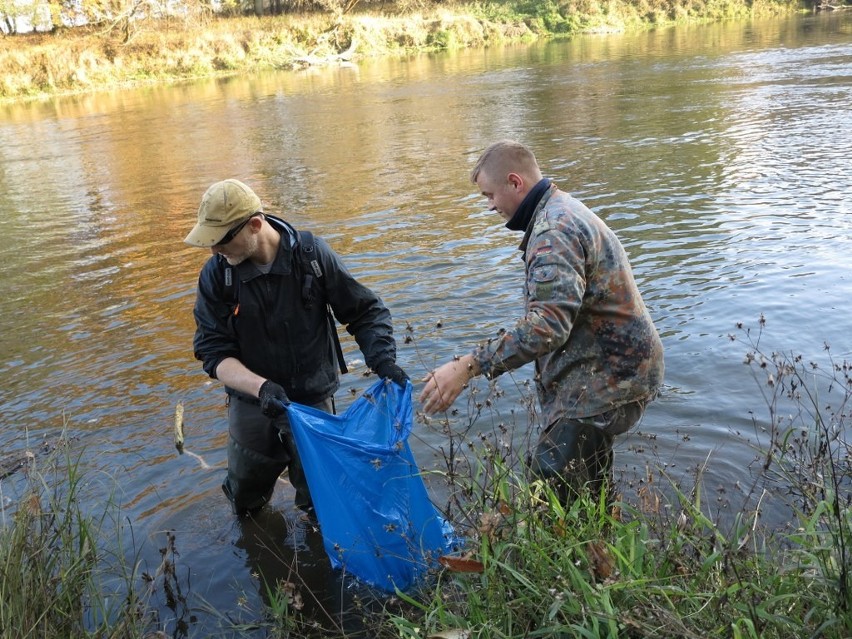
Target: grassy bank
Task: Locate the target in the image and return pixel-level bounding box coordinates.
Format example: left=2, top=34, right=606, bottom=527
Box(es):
left=0, top=436, right=153, bottom=638
left=0, top=0, right=802, bottom=102
left=3, top=320, right=850, bottom=638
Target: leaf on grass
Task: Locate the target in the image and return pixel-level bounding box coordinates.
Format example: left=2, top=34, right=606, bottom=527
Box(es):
left=438, top=554, right=485, bottom=573
left=478, top=511, right=503, bottom=539
left=586, top=540, right=614, bottom=580
left=638, top=484, right=661, bottom=515
left=610, top=497, right=623, bottom=522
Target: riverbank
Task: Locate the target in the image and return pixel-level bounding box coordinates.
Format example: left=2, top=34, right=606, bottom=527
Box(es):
left=4, top=332, right=851, bottom=637
left=0, top=0, right=802, bottom=103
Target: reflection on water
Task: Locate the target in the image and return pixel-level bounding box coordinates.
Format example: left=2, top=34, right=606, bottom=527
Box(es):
left=232, top=510, right=366, bottom=636
left=1, top=11, right=851, bottom=636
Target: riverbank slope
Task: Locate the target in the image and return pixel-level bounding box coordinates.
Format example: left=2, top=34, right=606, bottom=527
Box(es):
left=0, top=0, right=805, bottom=103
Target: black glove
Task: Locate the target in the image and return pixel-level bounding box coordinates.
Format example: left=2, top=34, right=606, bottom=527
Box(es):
left=259, top=380, right=290, bottom=418
left=375, top=361, right=410, bottom=388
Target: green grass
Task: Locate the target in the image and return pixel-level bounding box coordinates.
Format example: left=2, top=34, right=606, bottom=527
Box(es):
left=0, top=436, right=153, bottom=639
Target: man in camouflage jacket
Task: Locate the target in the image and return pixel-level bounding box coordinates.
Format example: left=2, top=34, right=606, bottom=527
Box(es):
left=420, top=140, right=664, bottom=501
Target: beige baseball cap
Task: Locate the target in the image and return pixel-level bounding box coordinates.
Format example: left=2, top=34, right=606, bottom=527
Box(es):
left=184, top=179, right=262, bottom=247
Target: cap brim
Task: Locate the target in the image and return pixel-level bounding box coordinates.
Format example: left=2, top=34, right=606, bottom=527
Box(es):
left=184, top=223, right=229, bottom=248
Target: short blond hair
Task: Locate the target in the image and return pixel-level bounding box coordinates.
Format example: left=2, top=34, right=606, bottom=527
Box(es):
left=470, top=140, right=542, bottom=184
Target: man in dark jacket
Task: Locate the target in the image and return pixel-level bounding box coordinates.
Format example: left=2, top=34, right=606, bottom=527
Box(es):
left=419, top=141, right=664, bottom=503
left=185, top=178, right=408, bottom=518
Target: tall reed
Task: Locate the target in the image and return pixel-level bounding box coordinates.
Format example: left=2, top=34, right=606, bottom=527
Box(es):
left=0, top=435, right=153, bottom=639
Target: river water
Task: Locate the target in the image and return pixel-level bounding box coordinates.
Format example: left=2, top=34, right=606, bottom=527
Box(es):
left=1, top=12, right=850, bottom=637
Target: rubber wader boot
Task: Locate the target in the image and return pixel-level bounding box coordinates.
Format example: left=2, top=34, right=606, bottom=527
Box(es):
left=223, top=437, right=288, bottom=517
left=275, top=426, right=314, bottom=516
left=529, top=418, right=614, bottom=504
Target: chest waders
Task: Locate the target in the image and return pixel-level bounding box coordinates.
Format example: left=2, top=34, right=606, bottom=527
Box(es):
left=528, top=399, right=646, bottom=506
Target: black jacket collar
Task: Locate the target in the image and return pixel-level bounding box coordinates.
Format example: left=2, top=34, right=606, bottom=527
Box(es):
left=505, top=178, right=551, bottom=232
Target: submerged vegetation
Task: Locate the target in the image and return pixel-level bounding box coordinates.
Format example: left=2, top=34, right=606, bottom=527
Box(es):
left=2, top=317, right=850, bottom=637
left=0, top=0, right=811, bottom=102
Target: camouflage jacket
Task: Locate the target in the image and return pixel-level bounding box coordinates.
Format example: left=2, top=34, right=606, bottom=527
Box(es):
left=473, top=184, right=664, bottom=427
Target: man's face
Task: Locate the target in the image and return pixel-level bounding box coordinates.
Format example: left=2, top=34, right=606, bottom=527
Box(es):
left=475, top=170, right=524, bottom=222
left=211, top=224, right=258, bottom=266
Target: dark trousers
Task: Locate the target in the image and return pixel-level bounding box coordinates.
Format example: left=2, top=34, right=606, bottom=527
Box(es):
left=529, top=399, right=648, bottom=504
left=222, top=395, right=333, bottom=516
left=529, top=418, right=615, bottom=504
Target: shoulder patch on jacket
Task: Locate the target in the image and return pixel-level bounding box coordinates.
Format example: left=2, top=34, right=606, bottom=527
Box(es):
left=532, top=262, right=558, bottom=284
left=531, top=238, right=554, bottom=259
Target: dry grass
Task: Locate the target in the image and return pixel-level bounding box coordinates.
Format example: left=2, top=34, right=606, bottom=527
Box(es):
left=0, top=0, right=801, bottom=102
left=0, top=7, right=541, bottom=101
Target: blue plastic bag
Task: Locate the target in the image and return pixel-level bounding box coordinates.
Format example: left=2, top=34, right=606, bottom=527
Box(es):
left=286, top=379, right=454, bottom=592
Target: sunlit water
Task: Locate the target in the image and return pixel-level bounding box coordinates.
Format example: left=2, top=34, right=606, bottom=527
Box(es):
left=1, top=12, right=850, bottom=636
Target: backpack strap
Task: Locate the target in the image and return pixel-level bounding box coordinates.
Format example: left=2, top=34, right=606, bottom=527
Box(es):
left=220, top=257, right=240, bottom=316
left=298, top=230, right=322, bottom=310
left=296, top=230, right=349, bottom=375
left=216, top=228, right=348, bottom=375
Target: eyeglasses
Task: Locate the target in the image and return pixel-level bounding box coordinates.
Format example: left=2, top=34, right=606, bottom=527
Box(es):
left=214, top=213, right=259, bottom=247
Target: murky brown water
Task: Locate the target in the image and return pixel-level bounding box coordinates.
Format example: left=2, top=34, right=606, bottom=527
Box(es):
left=1, top=12, right=850, bottom=637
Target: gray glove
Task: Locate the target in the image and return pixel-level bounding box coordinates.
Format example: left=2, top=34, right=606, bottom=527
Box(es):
left=259, top=380, right=290, bottom=418
left=375, top=361, right=410, bottom=388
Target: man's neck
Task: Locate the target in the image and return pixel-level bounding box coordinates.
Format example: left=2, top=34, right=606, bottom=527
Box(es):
left=250, top=222, right=281, bottom=266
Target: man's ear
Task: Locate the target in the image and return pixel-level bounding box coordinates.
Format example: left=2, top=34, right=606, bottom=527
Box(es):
left=507, top=172, right=525, bottom=191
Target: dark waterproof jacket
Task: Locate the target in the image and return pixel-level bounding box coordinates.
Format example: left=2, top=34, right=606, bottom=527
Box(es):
left=192, top=216, right=397, bottom=404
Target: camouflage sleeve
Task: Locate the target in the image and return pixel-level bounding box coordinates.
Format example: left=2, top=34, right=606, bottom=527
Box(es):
left=474, top=219, right=586, bottom=379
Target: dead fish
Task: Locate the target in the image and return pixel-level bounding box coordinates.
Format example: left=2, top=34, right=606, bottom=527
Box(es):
left=174, top=402, right=185, bottom=453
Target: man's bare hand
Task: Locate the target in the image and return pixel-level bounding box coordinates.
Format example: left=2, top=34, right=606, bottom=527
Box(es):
left=419, top=354, right=479, bottom=414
